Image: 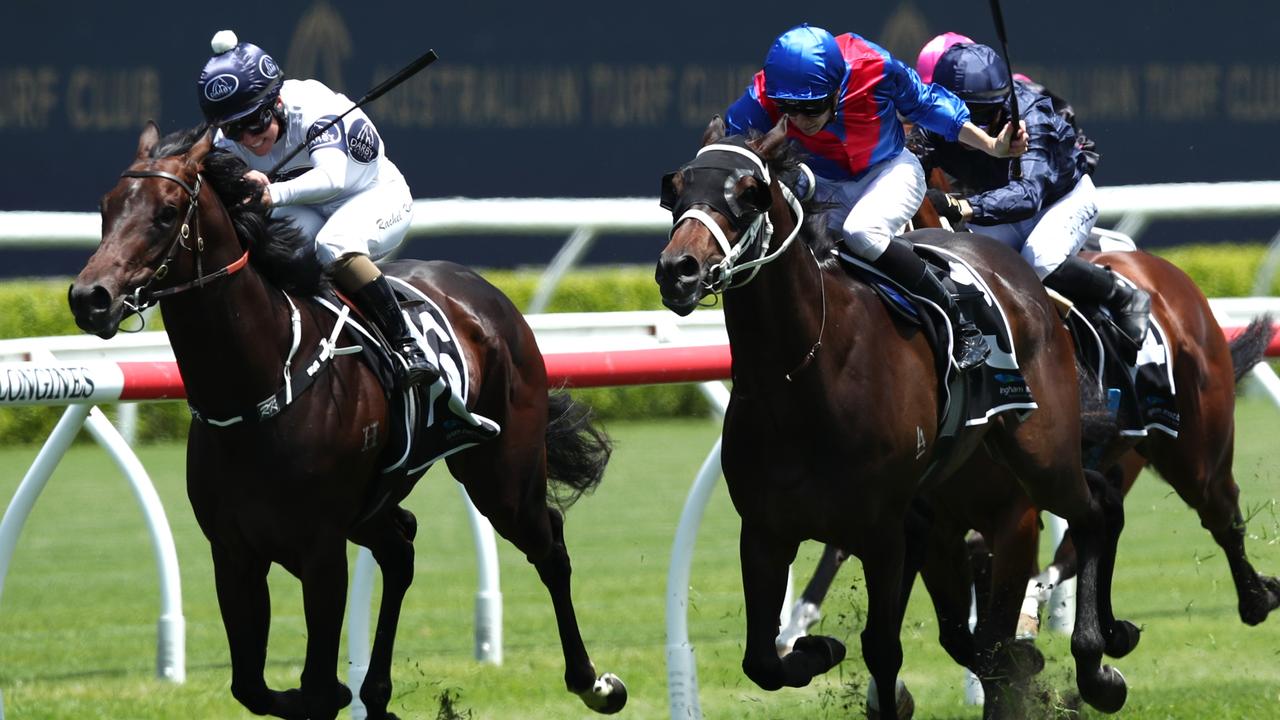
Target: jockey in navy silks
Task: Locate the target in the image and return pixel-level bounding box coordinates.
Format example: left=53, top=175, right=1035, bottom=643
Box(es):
left=197, top=30, right=437, bottom=388
left=724, top=24, right=1028, bottom=371
left=914, top=42, right=1150, bottom=346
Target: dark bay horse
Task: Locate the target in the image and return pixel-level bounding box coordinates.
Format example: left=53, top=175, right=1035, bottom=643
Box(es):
left=67, top=124, right=627, bottom=720
left=788, top=196, right=1279, bottom=714
left=655, top=117, right=1132, bottom=719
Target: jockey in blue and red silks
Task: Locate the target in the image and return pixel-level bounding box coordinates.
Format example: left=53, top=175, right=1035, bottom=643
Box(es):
left=724, top=23, right=1027, bottom=371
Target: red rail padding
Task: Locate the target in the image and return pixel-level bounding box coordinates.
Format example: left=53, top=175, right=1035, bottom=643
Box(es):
left=1222, top=323, right=1280, bottom=357
left=118, top=361, right=187, bottom=401
left=543, top=344, right=733, bottom=388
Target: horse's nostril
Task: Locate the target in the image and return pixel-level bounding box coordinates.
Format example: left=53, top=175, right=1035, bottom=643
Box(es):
left=675, top=256, right=700, bottom=281
left=87, top=285, right=114, bottom=312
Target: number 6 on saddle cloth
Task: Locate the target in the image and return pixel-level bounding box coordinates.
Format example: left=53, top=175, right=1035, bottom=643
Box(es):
left=188, top=271, right=500, bottom=517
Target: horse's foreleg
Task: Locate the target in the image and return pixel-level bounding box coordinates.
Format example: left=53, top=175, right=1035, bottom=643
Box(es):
left=776, top=544, right=847, bottom=655
left=740, top=524, right=843, bottom=691
left=349, top=507, right=417, bottom=720
left=1057, top=469, right=1128, bottom=714
left=974, top=510, right=1045, bottom=720
left=861, top=529, right=914, bottom=720
left=296, top=542, right=354, bottom=720
left=210, top=544, right=299, bottom=718
left=1090, top=466, right=1140, bottom=658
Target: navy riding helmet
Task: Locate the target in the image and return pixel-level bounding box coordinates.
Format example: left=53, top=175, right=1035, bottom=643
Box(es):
left=763, top=24, right=845, bottom=114
left=932, top=43, right=1010, bottom=105
left=197, top=30, right=283, bottom=127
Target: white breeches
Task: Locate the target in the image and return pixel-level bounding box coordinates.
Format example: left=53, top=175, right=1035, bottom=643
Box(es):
left=271, top=174, right=414, bottom=267
left=814, top=148, right=926, bottom=262
left=973, top=173, right=1099, bottom=279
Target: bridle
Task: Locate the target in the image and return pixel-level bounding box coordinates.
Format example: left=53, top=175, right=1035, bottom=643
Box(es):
left=670, top=142, right=806, bottom=295
left=117, top=167, right=249, bottom=315
left=669, top=143, right=827, bottom=380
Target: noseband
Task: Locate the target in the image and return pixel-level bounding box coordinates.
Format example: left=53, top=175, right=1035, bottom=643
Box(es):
left=670, top=143, right=805, bottom=294
left=118, top=168, right=249, bottom=312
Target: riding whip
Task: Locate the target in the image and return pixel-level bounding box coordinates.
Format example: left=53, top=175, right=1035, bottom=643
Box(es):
left=267, top=49, right=439, bottom=176
left=987, top=0, right=1022, bottom=179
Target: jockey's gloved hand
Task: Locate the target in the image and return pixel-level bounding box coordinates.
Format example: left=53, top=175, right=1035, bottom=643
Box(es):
left=926, top=189, right=967, bottom=224
left=779, top=163, right=816, bottom=202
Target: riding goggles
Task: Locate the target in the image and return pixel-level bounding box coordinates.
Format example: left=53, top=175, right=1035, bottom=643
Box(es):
left=771, top=96, right=831, bottom=117
left=221, top=104, right=275, bottom=141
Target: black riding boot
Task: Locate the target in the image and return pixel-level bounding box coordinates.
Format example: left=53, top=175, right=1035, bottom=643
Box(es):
left=351, top=275, right=440, bottom=388
left=1044, top=256, right=1151, bottom=346
left=872, top=238, right=989, bottom=371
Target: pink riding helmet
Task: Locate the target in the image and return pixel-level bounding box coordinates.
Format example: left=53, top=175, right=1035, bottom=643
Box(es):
left=916, top=32, right=974, bottom=84
left=918, top=31, right=1036, bottom=85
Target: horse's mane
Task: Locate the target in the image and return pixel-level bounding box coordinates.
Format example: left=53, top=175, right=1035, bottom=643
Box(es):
left=745, top=131, right=843, bottom=269
left=151, top=126, right=327, bottom=296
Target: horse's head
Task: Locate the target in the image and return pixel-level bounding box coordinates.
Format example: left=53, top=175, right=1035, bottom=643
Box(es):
left=654, top=116, right=795, bottom=316
left=69, top=122, right=215, bottom=338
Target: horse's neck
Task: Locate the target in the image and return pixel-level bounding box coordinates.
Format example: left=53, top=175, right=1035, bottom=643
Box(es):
left=161, top=214, right=297, bottom=411
left=723, top=230, right=833, bottom=384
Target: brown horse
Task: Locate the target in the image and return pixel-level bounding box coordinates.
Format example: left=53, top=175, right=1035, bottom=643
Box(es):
left=787, top=203, right=1279, bottom=716
left=67, top=124, right=627, bottom=720
left=655, top=117, right=1133, bottom=719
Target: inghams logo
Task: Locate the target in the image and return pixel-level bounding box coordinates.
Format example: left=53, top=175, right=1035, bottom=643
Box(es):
left=0, top=366, right=96, bottom=403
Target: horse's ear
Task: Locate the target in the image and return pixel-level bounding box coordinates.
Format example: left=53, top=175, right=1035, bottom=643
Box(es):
left=755, top=116, right=789, bottom=162
left=186, top=128, right=215, bottom=169
left=701, top=115, right=725, bottom=147
left=136, top=121, right=161, bottom=159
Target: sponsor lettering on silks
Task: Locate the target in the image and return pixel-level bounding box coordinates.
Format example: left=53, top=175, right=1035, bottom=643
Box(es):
left=306, top=114, right=345, bottom=152
left=258, top=55, right=280, bottom=79
left=0, top=366, right=95, bottom=402
left=203, top=74, right=239, bottom=102
left=347, top=118, right=380, bottom=164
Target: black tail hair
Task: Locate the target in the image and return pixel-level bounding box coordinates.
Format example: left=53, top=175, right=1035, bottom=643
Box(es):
left=1229, top=314, right=1275, bottom=384
left=544, top=391, right=613, bottom=510
left=1077, top=359, right=1119, bottom=460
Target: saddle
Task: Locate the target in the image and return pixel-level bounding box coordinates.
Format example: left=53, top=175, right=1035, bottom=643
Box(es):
left=1060, top=293, right=1178, bottom=442
left=317, top=278, right=501, bottom=520
left=838, top=245, right=1038, bottom=436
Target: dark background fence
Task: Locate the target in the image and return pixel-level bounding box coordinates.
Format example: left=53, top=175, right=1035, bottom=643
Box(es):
left=4, top=1, right=1278, bottom=273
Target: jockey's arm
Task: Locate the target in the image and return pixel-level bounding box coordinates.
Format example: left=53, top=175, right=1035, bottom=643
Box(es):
left=958, top=120, right=1028, bottom=159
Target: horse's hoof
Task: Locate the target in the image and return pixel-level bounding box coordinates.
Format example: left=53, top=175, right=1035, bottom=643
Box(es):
left=1240, top=575, right=1280, bottom=626
left=1080, top=665, right=1127, bottom=714
left=1104, top=619, right=1141, bottom=658
left=784, top=635, right=846, bottom=684
left=578, top=673, right=627, bottom=714
left=866, top=678, right=915, bottom=720
left=1003, top=638, right=1046, bottom=678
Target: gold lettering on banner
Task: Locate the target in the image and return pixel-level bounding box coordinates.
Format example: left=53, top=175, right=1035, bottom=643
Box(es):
left=1226, top=65, right=1280, bottom=122
left=878, top=3, right=931, bottom=64
left=1144, top=63, right=1220, bottom=121
left=0, top=66, right=60, bottom=129
left=678, top=65, right=757, bottom=126
left=66, top=67, right=161, bottom=131
left=286, top=0, right=351, bottom=92
left=589, top=64, right=673, bottom=127
left=379, top=65, right=582, bottom=128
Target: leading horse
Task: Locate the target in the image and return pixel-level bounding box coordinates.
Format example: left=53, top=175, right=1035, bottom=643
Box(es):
left=655, top=117, right=1133, bottom=719
left=68, top=124, right=627, bottom=720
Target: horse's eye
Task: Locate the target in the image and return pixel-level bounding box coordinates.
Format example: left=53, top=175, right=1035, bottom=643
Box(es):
left=154, top=205, right=179, bottom=227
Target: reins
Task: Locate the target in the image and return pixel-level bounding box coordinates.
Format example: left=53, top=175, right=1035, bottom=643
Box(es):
left=118, top=168, right=250, bottom=316
left=671, top=143, right=827, bottom=381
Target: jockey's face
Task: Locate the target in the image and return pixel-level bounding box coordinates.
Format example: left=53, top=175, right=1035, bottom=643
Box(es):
left=226, top=101, right=280, bottom=157
left=786, top=107, right=832, bottom=136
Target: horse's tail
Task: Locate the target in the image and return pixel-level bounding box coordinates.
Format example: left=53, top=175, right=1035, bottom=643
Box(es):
left=544, top=391, right=613, bottom=509
left=1076, top=359, right=1119, bottom=455
left=1228, top=313, right=1275, bottom=384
